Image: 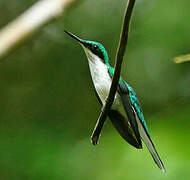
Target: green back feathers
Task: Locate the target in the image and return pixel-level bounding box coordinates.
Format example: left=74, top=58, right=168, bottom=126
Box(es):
left=107, top=67, right=126, bottom=85
left=108, top=67, right=149, bottom=135
left=125, top=83, right=150, bottom=134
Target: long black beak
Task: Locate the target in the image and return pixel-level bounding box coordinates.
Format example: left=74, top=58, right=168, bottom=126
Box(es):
left=64, top=30, right=84, bottom=45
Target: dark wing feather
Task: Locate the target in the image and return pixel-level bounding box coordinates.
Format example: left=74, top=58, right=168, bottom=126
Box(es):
left=107, top=69, right=142, bottom=148
left=118, top=83, right=142, bottom=148
left=108, top=110, right=142, bottom=149
left=93, top=84, right=141, bottom=148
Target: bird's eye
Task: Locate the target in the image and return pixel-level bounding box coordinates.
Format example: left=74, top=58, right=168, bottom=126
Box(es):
left=93, top=45, right=98, bottom=49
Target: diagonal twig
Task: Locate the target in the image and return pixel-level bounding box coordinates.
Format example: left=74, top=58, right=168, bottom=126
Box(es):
left=91, top=0, right=136, bottom=145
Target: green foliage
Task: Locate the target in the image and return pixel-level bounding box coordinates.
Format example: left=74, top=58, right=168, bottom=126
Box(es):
left=0, top=0, right=190, bottom=179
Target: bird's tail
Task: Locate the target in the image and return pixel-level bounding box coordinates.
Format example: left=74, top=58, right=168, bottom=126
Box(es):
left=136, top=117, right=166, bottom=172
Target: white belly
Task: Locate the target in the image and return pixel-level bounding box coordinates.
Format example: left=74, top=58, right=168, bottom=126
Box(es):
left=88, top=58, right=120, bottom=108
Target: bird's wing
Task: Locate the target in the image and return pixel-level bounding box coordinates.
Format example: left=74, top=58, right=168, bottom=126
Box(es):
left=123, top=82, right=166, bottom=172
left=108, top=109, right=142, bottom=149
left=92, top=78, right=142, bottom=148
left=118, top=83, right=142, bottom=148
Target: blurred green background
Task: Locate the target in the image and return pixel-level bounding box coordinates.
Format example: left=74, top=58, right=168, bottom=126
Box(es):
left=0, top=0, right=190, bottom=179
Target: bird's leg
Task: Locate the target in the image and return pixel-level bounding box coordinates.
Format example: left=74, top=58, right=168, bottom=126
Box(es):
left=91, top=98, right=109, bottom=145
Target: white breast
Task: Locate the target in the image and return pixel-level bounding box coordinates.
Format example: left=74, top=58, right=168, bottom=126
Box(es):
left=84, top=48, right=120, bottom=107
left=88, top=57, right=111, bottom=104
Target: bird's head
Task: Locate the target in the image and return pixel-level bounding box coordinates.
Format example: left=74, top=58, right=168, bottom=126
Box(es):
left=65, top=30, right=109, bottom=65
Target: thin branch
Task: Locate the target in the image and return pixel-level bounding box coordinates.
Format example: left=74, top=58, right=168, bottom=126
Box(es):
left=91, top=0, right=136, bottom=145
left=0, top=0, right=77, bottom=60
left=173, top=53, right=190, bottom=63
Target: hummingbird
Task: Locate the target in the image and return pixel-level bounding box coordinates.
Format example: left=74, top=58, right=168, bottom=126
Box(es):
left=65, top=30, right=166, bottom=172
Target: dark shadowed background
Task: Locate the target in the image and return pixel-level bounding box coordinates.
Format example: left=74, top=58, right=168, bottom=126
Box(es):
left=0, top=0, right=190, bottom=179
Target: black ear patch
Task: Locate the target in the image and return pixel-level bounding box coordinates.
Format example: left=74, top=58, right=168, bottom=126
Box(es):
left=85, top=44, right=104, bottom=60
